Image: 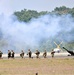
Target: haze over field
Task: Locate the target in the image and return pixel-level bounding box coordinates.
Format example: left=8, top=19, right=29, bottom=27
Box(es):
left=0, top=13, right=74, bottom=53
left=0, top=0, right=74, bottom=53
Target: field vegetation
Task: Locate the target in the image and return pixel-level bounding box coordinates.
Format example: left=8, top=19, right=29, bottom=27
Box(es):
left=0, top=58, right=74, bottom=75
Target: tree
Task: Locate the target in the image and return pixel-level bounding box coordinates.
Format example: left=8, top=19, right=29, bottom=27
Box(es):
left=14, top=9, right=47, bottom=22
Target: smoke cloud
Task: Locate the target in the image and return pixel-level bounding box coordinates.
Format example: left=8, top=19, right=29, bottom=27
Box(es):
left=0, top=13, right=74, bottom=53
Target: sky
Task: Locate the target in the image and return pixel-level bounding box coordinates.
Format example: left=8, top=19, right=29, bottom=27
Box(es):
left=0, top=0, right=74, bottom=15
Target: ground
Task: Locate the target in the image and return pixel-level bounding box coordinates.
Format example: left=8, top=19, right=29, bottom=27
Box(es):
left=0, top=57, right=74, bottom=75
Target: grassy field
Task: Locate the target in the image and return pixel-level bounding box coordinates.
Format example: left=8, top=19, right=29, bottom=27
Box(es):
left=0, top=58, right=74, bottom=75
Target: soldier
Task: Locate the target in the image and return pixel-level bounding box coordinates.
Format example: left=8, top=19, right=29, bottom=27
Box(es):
left=0, top=51, right=3, bottom=59
left=8, top=50, right=11, bottom=59
left=43, top=50, right=47, bottom=58
left=11, top=50, right=15, bottom=59
left=27, top=49, right=32, bottom=58
left=20, top=50, right=24, bottom=58
left=51, top=49, right=55, bottom=58
left=35, top=50, right=40, bottom=58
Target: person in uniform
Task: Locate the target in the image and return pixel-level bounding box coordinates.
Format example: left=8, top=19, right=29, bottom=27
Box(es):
left=35, top=50, right=40, bottom=58
left=0, top=51, right=3, bottom=59
left=43, top=50, right=47, bottom=58
left=27, top=49, right=32, bottom=58
left=51, top=49, right=55, bottom=58
left=20, top=50, right=24, bottom=58
left=8, top=50, right=11, bottom=59
left=11, top=50, right=15, bottom=59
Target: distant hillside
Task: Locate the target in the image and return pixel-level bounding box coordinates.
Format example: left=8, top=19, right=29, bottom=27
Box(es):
left=14, top=6, right=74, bottom=22
left=52, top=6, right=74, bottom=16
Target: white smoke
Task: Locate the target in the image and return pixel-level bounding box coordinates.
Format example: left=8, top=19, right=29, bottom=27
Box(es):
left=0, top=13, right=74, bottom=53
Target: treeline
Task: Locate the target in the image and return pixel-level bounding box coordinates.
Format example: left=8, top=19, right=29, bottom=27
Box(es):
left=14, top=9, right=48, bottom=22
left=53, top=6, right=74, bottom=16
left=14, top=6, right=74, bottom=22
